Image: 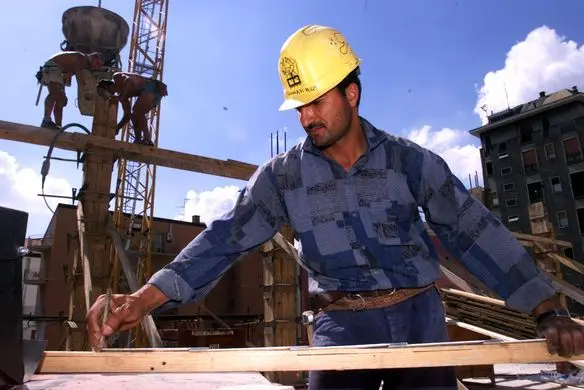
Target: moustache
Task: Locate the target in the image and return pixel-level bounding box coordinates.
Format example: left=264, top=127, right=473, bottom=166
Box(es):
left=304, top=122, right=326, bottom=132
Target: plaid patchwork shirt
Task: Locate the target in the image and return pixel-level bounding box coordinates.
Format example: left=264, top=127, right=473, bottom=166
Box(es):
left=149, top=116, right=556, bottom=314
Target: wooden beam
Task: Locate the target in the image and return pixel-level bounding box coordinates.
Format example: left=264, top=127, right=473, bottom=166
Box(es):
left=37, top=339, right=583, bottom=374
left=512, top=232, right=572, bottom=248
left=439, top=265, right=480, bottom=294
left=446, top=317, right=584, bottom=371
left=77, top=203, right=94, bottom=315
left=0, top=119, right=258, bottom=181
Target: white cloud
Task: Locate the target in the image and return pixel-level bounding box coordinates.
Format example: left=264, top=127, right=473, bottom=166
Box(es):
left=474, top=25, right=584, bottom=124
left=0, top=150, right=72, bottom=235
left=178, top=185, right=242, bottom=224
left=407, top=126, right=482, bottom=187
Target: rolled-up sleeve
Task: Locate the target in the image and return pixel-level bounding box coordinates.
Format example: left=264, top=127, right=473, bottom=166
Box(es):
left=148, top=160, right=289, bottom=311
left=410, top=147, right=557, bottom=313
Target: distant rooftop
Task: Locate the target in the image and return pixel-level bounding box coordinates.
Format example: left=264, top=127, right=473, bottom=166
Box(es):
left=469, top=86, right=583, bottom=137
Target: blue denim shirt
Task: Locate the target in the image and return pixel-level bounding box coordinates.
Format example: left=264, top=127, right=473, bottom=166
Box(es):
left=149, top=116, right=556, bottom=314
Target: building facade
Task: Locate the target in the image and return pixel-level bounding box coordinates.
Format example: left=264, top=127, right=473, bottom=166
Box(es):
left=469, top=87, right=584, bottom=291
left=22, top=204, right=274, bottom=350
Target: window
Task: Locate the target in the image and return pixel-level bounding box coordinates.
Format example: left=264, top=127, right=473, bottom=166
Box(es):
left=557, top=210, right=568, bottom=228
left=519, top=122, right=532, bottom=143
left=522, top=149, right=538, bottom=174
left=485, top=161, right=494, bottom=176
left=578, top=208, right=584, bottom=234
left=501, top=167, right=512, bottom=176
left=484, top=136, right=492, bottom=155
left=563, top=136, right=583, bottom=164
left=527, top=181, right=544, bottom=204
left=505, top=198, right=517, bottom=208
left=503, top=183, right=514, bottom=191
left=508, top=215, right=519, bottom=223
left=551, top=176, right=562, bottom=193
left=544, top=143, right=555, bottom=160
left=542, top=116, right=550, bottom=137
left=570, top=171, right=584, bottom=199
left=498, top=142, right=509, bottom=159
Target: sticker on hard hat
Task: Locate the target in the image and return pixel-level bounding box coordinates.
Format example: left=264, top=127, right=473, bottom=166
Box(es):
left=288, top=86, right=318, bottom=96
left=280, top=57, right=301, bottom=87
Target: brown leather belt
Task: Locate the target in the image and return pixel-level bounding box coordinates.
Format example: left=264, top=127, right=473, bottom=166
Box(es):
left=309, top=283, right=435, bottom=312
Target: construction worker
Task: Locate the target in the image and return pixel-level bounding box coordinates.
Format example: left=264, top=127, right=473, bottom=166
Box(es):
left=86, top=25, right=584, bottom=389
left=36, top=51, right=104, bottom=129
left=96, top=72, right=168, bottom=146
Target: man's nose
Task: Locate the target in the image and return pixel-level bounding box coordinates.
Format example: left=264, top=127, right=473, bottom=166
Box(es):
left=297, top=105, right=316, bottom=128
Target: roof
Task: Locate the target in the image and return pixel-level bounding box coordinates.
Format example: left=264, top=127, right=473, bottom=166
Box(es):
left=39, top=203, right=207, bottom=239
left=469, top=88, right=584, bottom=137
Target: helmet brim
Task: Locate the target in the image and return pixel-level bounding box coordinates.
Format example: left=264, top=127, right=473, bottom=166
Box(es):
left=279, top=98, right=306, bottom=111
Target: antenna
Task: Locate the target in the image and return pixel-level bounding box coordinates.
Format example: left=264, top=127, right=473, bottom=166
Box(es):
left=504, top=82, right=510, bottom=109
left=283, top=126, right=287, bottom=152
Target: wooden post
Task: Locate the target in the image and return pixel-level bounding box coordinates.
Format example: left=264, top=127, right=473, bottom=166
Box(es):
left=270, top=226, right=299, bottom=385
left=68, top=96, right=118, bottom=350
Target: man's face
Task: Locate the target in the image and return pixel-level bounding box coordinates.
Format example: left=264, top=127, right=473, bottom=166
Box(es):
left=297, top=87, right=355, bottom=149
left=90, top=56, right=104, bottom=70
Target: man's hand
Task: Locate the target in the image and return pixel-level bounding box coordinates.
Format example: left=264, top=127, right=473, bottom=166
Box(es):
left=533, top=296, right=584, bottom=358
left=86, top=293, right=147, bottom=351
left=536, top=315, right=584, bottom=358
left=86, top=284, right=169, bottom=351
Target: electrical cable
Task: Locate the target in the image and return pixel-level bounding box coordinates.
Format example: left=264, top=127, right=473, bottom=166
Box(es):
left=41, top=122, right=91, bottom=214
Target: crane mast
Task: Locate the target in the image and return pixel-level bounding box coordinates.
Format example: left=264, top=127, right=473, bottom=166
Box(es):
left=110, top=0, right=169, bottom=347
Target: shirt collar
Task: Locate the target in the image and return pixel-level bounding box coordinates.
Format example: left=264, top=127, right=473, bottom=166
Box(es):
left=300, top=116, right=387, bottom=155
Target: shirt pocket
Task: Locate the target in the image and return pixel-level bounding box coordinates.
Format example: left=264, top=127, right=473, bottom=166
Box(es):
left=367, top=200, right=418, bottom=246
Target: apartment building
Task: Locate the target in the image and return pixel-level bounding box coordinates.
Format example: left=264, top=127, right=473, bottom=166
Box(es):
left=469, top=87, right=584, bottom=289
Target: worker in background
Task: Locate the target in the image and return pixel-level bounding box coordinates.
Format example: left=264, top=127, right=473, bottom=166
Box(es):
left=96, top=72, right=168, bottom=146
left=86, top=25, right=584, bottom=389
left=36, top=51, right=104, bottom=129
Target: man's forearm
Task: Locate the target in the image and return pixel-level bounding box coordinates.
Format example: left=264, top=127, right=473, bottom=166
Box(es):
left=131, top=283, right=170, bottom=314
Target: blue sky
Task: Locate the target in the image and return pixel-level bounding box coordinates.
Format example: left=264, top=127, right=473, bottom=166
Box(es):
left=1, top=0, right=584, bottom=236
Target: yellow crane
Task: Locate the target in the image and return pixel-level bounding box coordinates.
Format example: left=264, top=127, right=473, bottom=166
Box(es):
left=110, top=0, right=170, bottom=347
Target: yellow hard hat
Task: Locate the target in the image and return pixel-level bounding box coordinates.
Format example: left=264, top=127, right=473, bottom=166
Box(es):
left=278, top=24, right=361, bottom=111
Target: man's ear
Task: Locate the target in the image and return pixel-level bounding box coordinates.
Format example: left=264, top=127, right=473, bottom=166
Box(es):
left=345, top=82, right=359, bottom=108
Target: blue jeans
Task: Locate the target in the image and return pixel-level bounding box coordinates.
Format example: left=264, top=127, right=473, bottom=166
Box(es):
left=308, top=287, right=458, bottom=390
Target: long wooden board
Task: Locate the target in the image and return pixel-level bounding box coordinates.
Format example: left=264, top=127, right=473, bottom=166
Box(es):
left=0, top=120, right=258, bottom=180
left=38, top=339, right=582, bottom=373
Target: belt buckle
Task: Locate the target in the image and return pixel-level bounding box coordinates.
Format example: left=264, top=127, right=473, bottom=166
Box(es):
left=346, top=293, right=367, bottom=311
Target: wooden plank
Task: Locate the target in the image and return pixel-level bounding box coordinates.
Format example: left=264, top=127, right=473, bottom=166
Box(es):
left=37, top=339, right=584, bottom=373
left=0, top=119, right=258, bottom=181
left=446, top=317, right=584, bottom=371
left=439, top=265, right=480, bottom=294
left=548, top=272, right=584, bottom=306
left=512, top=232, right=572, bottom=248
left=76, top=203, right=93, bottom=316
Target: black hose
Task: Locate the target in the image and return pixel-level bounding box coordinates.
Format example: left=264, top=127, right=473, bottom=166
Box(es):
left=41, top=122, right=91, bottom=214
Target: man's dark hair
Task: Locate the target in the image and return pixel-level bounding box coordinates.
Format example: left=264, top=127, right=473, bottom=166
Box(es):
left=336, top=67, right=362, bottom=107
left=88, top=52, right=104, bottom=60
